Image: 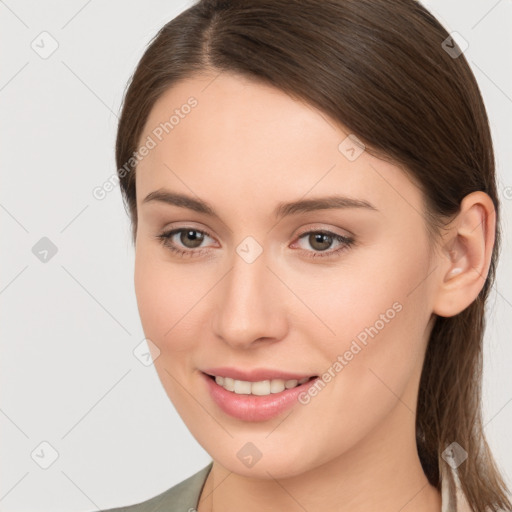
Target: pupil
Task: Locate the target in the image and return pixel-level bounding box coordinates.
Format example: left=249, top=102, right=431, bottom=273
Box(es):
left=181, top=230, right=204, bottom=248
left=311, top=233, right=332, bottom=251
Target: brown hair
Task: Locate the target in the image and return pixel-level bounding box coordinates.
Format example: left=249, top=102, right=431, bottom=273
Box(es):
left=115, top=0, right=511, bottom=510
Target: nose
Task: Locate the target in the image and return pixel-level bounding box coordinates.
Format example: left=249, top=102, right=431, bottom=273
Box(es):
left=211, top=246, right=289, bottom=350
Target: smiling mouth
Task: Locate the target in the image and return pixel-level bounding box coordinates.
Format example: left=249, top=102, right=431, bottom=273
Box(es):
left=204, top=373, right=318, bottom=396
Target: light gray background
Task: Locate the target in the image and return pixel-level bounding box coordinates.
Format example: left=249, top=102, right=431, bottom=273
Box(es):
left=1, top=1, right=510, bottom=510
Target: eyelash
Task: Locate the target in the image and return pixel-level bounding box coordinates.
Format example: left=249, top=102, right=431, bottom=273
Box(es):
left=155, top=227, right=354, bottom=260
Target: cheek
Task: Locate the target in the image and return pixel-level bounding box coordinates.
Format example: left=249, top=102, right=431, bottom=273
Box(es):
left=134, top=243, right=223, bottom=368
left=134, top=245, right=193, bottom=350
left=291, top=282, right=429, bottom=459
left=134, top=248, right=202, bottom=409
left=301, top=237, right=432, bottom=389
left=134, top=255, right=167, bottom=342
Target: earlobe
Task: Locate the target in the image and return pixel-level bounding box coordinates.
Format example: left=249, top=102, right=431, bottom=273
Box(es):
left=432, top=191, right=496, bottom=318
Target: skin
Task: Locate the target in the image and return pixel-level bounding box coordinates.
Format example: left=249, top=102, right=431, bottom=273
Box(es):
left=133, top=71, right=495, bottom=512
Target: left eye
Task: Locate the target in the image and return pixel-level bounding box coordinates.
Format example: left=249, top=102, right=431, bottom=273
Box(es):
left=293, top=230, right=354, bottom=258
left=155, top=228, right=354, bottom=259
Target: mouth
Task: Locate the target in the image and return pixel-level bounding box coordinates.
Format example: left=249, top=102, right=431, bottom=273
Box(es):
left=199, top=366, right=319, bottom=422
left=201, top=370, right=320, bottom=422
left=203, top=372, right=318, bottom=396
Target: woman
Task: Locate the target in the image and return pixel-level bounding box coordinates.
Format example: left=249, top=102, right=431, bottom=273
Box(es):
left=106, top=0, right=512, bottom=510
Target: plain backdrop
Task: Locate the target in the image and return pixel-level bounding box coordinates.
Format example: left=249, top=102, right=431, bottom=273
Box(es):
left=1, top=1, right=511, bottom=510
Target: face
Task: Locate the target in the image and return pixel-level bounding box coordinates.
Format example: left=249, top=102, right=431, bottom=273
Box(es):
left=133, top=72, right=439, bottom=479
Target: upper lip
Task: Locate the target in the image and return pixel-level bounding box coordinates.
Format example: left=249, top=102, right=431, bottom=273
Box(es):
left=201, top=367, right=317, bottom=382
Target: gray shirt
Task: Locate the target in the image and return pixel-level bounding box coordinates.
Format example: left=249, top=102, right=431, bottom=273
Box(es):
left=101, top=462, right=213, bottom=512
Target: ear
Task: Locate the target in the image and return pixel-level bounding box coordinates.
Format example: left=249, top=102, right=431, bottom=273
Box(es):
left=432, top=191, right=496, bottom=318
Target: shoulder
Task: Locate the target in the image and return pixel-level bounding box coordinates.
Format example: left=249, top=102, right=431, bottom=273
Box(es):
left=100, top=461, right=213, bottom=512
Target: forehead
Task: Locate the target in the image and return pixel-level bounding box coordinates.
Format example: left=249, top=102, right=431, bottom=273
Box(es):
left=135, top=72, right=421, bottom=219
left=138, top=71, right=343, bottom=162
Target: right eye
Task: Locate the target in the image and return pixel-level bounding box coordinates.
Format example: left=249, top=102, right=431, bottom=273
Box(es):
left=155, top=227, right=216, bottom=257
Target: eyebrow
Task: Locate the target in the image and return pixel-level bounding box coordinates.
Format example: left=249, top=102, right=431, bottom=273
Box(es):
left=142, top=189, right=378, bottom=219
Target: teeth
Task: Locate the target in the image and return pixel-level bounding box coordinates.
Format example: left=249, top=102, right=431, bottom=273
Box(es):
left=271, top=379, right=288, bottom=392
left=234, top=379, right=251, bottom=394
left=214, top=375, right=313, bottom=395
left=251, top=380, right=270, bottom=395
left=223, top=377, right=235, bottom=391
left=285, top=379, right=298, bottom=389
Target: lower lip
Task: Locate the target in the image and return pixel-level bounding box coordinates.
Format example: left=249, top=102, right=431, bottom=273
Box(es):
left=202, top=372, right=319, bottom=422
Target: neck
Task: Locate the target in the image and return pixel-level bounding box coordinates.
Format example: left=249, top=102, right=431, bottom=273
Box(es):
left=197, top=400, right=442, bottom=512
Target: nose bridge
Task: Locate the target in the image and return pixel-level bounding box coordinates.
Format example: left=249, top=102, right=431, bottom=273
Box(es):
left=212, top=239, right=287, bottom=348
